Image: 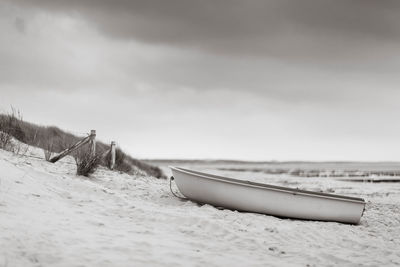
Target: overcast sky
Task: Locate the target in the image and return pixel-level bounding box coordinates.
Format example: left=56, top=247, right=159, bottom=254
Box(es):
left=1, top=0, right=400, bottom=161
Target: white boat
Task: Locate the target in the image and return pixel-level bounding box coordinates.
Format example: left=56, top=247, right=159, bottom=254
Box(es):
left=170, top=167, right=366, bottom=224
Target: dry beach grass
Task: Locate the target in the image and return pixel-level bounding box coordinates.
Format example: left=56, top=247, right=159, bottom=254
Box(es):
left=0, top=110, right=164, bottom=178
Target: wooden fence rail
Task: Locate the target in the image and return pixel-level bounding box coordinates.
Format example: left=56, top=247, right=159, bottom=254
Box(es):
left=49, top=130, right=96, bottom=163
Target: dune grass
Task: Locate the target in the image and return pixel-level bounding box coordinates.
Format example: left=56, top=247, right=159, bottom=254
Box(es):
left=0, top=109, right=165, bottom=178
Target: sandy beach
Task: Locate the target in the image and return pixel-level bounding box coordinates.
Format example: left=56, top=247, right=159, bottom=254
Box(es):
left=3, top=1, right=400, bottom=266
left=1, top=145, right=399, bottom=267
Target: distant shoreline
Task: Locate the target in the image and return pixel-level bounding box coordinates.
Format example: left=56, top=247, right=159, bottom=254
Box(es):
left=144, top=159, right=400, bottom=165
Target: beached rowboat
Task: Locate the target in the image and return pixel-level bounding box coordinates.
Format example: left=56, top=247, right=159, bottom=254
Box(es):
left=170, top=167, right=366, bottom=224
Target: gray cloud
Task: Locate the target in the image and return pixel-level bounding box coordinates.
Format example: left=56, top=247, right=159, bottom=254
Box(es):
left=7, top=0, right=400, bottom=65
left=2, top=1, right=399, bottom=101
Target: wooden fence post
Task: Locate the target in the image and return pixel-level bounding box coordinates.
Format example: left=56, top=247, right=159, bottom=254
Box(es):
left=89, top=130, right=96, bottom=157
left=110, top=141, right=116, bottom=170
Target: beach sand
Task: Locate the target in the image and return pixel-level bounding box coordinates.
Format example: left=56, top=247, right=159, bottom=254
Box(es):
left=0, top=146, right=399, bottom=266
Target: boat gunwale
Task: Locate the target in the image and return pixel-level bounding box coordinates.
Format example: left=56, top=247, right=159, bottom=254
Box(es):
left=170, top=166, right=366, bottom=204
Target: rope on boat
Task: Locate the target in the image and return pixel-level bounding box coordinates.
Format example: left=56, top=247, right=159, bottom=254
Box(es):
left=169, top=176, right=188, bottom=200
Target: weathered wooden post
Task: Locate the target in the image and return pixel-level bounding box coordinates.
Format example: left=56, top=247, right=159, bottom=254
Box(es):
left=110, top=141, right=116, bottom=170
left=89, top=130, right=96, bottom=157
left=49, top=130, right=95, bottom=163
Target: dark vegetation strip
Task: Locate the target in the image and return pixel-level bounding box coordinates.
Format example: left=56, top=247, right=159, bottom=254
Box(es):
left=217, top=168, right=400, bottom=178
left=338, top=179, right=400, bottom=183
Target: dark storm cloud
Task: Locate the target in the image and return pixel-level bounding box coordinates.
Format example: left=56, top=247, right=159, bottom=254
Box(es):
left=8, top=0, right=400, bottom=63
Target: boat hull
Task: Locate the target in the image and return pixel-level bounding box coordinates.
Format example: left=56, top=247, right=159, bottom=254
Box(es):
left=170, top=167, right=365, bottom=224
